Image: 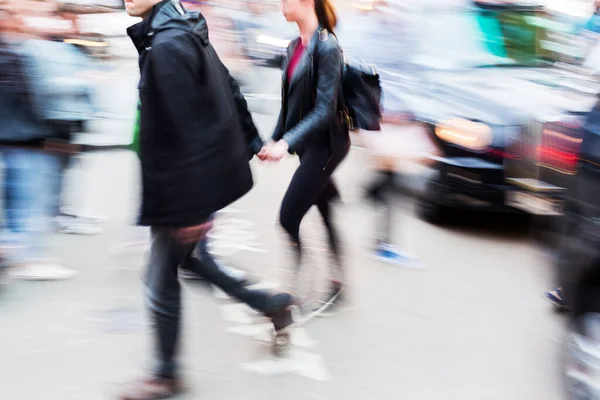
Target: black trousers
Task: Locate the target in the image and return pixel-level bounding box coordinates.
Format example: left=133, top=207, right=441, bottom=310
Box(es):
left=145, top=227, right=276, bottom=379
left=279, top=142, right=349, bottom=280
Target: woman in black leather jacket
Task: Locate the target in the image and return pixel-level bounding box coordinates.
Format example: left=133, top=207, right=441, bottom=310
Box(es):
left=265, top=0, right=350, bottom=314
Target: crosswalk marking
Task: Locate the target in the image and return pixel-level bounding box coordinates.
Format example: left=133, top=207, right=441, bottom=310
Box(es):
left=206, top=208, right=330, bottom=381
left=241, top=349, right=331, bottom=382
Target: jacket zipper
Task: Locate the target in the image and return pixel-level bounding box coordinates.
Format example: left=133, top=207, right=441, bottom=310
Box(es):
left=281, top=77, right=286, bottom=133
left=299, top=55, right=310, bottom=123
left=299, top=82, right=304, bottom=123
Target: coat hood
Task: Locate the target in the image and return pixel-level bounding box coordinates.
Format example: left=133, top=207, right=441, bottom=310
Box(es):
left=127, top=0, right=208, bottom=53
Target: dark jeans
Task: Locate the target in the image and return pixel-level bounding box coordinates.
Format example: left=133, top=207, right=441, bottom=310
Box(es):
left=279, top=143, right=348, bottom=280
left=145, top=227, right=274, bottom=379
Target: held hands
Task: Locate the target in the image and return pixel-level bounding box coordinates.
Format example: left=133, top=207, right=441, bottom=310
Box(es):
left=257, top=146, right=269, bottom=161
left=258, top=140, right=289, bottom=162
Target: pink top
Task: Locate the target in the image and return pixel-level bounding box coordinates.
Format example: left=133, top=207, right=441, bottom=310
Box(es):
left=287, top=43, right=305, bottom=82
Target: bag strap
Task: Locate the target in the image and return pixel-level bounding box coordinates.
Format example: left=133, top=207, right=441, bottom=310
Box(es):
left=313, top=29, right=350, bottom=128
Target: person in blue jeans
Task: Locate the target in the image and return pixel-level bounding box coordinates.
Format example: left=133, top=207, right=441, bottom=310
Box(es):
left=584, top=1, right=600, bottom=35
left=0, top=16, right=76, bottom=281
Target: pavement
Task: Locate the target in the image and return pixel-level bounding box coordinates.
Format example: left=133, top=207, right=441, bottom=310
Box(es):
left=0, top=59, right=567, bottom=399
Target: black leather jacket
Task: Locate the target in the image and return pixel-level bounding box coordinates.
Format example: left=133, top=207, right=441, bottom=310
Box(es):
left=272, top=29, right=349, bottom=155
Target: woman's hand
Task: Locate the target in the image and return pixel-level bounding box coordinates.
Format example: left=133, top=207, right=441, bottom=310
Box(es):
left=266, top=140, right=289, bottom=162
left=257, top=146, right=269, bottom=161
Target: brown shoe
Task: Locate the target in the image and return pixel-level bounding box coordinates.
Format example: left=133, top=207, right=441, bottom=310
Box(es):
left=119, top=377, right=186, bottom=400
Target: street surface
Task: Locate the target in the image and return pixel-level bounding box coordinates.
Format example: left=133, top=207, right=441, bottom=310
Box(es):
left=0, top=58, right=566, bottom=399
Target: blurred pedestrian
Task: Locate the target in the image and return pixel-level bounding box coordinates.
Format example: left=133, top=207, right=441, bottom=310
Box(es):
left=264, top=0, right=350, bottom=316
left=584, top=0, right=600, bottom=35
left=361, top=120, right=425, bottom=265
left=0, top=9, right=76, bottom=281
left=120, top=1, right=295, bottom=398
left=15, top=8, right=103, bottom=236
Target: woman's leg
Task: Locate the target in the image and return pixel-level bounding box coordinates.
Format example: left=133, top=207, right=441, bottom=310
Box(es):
left=313, top=180, right=346, bottom=315
left=279, top=147, right=342, bottom=269
left=316, top=180, right=343, bottom=280
left=278, top=145, right=349, bottom=316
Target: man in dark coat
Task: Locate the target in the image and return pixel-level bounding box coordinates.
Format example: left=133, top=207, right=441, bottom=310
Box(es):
left=121, top=1, right=294, bottom=398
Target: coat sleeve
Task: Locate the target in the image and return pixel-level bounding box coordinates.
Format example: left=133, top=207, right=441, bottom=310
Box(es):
left=272, top=45, right=290, bottom=142
left=218, top=59, right=264, bottom=157
left=281, top=43, right=343, bottom=153
left=271, top=106, right=285, bottom=142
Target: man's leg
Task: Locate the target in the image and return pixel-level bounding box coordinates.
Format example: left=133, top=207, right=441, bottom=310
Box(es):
left=144, top=227, right=194, bottom=380
left=121, top=228, right=204, bottom=400
left=178, top=214, right=220, bottom=281
left=178, top=215, right=290, bottom=313
left=182, top=253, right=275, bottom=311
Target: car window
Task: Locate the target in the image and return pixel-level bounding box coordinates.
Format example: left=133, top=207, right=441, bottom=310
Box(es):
left=408, top=8, right=548, bottom=70
left=410, top=11, right=507, bottom=70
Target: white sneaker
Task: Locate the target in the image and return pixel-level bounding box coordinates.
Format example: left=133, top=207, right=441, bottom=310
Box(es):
left=60, top=209, right=109, bottom=224
left=54, top=217, right=103, bottom=235
left=9, top=262, right=78, bottom=281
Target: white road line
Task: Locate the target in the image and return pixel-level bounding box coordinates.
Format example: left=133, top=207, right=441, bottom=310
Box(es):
left=207, top=216, right=266, bottom=256
left=241, top=349, right=331, bottom=381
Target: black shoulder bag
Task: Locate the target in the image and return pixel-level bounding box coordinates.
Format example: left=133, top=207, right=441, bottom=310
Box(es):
left=314, top=30, right=383, bottom=131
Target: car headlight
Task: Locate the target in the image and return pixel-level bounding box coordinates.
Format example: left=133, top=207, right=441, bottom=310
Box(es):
left=435, top=118, right=493, bottom=151
left=256, top=35, right=290, bottom=49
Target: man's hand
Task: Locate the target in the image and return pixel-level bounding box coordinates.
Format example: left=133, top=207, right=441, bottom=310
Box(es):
left=174, top=221, right=213, bottom=244
left=266, top=140, right=289, bottom=162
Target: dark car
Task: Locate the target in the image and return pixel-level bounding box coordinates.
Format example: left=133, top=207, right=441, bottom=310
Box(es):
left=371, top=0, right=600, bottom=224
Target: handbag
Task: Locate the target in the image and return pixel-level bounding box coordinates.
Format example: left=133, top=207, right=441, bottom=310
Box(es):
left=314, top=30, right=382, bottom=131
left=341, top=59, right=382, bottom=131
